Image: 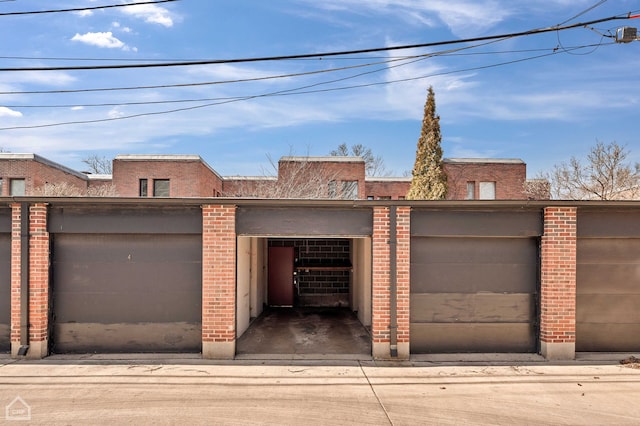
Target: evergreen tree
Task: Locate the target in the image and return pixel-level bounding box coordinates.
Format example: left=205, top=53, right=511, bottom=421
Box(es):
left=406, top=86, right=447, bottom=200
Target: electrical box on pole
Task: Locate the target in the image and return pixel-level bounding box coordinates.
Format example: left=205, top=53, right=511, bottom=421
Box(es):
left=616, top=26, right=638, bottom=43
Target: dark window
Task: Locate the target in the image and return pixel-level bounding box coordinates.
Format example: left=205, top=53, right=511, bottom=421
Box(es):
left=153, top=179, right=170, bottom=197
left=466, top=182, right=475, bottom=200
left=10, top=178, right=25, bottom=196
left=0, top=178, right=3, bottom=196
left=328, top=180, right=337, bottom=198
left=378, top=196, right=391, bottom=200
left=139, top=179, right=148, bottom=197
left=341, top=180, right=358, bottom=199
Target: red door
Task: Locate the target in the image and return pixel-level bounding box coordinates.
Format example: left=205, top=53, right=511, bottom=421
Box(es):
left=268, top=247, right=294, bottom=306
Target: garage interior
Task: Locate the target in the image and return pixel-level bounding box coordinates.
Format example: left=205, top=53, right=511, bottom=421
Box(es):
left=235, top=237, right=372, bottom=357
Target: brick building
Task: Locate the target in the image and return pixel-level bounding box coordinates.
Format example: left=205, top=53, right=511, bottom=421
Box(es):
left=0, top=153, right=89, bottom=196
left=1, top=152, right=534, bottom=200
left=2, top=198, right=638, bottom=361
left=112, top=154, right=224, bottom=198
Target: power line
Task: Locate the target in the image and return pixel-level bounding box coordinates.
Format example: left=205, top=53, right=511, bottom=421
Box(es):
left=0, top=42, right=611, bottom=131
left=0, top=13, right=633, bottom=72
left=1, top=42, right=597, bottom=105
left=0, top=0, right=179, bottom=16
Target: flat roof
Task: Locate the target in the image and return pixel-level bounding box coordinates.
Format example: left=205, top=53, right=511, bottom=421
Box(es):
left=279, top=156, right=365, bottom=163
left=365, top=176, right=412, bottom=182
left=444, top=158, right=524, bottom=164
left=223, top=176, right=277, bottom=181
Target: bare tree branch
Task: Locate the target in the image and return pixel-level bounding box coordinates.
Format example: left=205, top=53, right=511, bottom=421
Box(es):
left=548, top=141, right=640, bottom=200
left=82, top=154, right=112, bottom=174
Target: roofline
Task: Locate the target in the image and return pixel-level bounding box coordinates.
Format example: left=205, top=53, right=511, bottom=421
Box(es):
left=444, top=158, right=524, bottom=164
left=0, top=153, right=88, bottom=181
left=365, top=176, right=412, bottom=182
left=279, top=156, right=365, bottom=163
left=1, top=196, right=639, bottom=209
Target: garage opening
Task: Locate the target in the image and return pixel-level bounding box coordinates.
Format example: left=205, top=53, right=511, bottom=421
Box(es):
left=235, top=236, right=372, bottom=357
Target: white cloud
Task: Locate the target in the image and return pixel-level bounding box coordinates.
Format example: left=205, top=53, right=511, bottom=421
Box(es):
left=73, top=10, right=93, bottom=17
left=0, top=71, right=75, bottom=86
left=300, top=0, right=513, bottom=37
left=121, top=4, right=175, bottom=27
left=71, top=106, right=85, bottom=111
left=0, top=107, right=22, bottom=118
left=71, top=31, right=126, bottom=49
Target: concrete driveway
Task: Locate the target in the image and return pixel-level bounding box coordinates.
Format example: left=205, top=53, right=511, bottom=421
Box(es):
left=1, top=355, right=639, bottom=425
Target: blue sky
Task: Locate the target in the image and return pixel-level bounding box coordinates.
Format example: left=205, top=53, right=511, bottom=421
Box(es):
left=1, top=0, right=639, bottom=177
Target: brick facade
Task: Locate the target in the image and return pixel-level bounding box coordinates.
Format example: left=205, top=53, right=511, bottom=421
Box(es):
left=444, top=159, right=526, bottom=200
left=202, top=204, right=237, bottom=359
left=0, top=154, right=88, bottom=196
left=365, top=178, right=411, bottom=200
left=540, top=207, right=577, bottom=360
left=1, top=153, right=534, bottom=200
left=113, top=155, right=223, bottom=198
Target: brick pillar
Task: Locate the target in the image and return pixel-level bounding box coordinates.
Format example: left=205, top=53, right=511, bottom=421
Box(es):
left=11, top=203, right=50, bottom=359
left=372, top=207, right=390, bottom=358
left=396, top=207, right=411, bottom=358
left=540, top=207, right=577, bottom=360
left=10, top=204, right=21, bottom=357
left=372, top=206, right=410, bottom=360
left=28, top=204, right=50, bottom=359
left=202, top=204, right=236, bottom=359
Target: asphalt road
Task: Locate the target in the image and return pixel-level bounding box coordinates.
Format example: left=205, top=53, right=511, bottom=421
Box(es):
left=1, top=357, right=640, bottom=425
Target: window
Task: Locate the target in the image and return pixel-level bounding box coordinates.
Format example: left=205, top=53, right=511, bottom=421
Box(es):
left=466, top=182, right=475, bottom=200
left=153, top=179, right=170, bottom=197
left=479, top=181, right=496, bottom=200
left=328, top=180, right=337, bottom=198
left=366, top=196, right=374, bottom=200
left=10, top=178, right=25, bottom=196
left=139, top=179, right=148, bottom=197
left=0, top=178, right=3, bottom=196
left=341, top=180, right=358, bottom=199
left=378, top=196, right=392, bottom=200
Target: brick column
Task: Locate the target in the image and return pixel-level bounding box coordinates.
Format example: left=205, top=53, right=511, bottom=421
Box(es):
left=28, top=204, right=50, bottom=359
left=372, top=207, right=390, bottom=358
left=396, top=207, right=411, bottom=358
left=202, top=204, right=236, bottom=359
left=372, top=206, right=410, bottom=360
left=10, top=204, right=21, bottom=357
left=540, top=207, right=577, bottom=360
left=11, top=203, right=50, bottom=359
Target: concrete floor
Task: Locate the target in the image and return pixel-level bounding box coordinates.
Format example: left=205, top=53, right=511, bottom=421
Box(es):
left=236, top=307, right=371, bottom=359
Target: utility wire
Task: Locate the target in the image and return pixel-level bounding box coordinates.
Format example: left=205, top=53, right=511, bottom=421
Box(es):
left=0, top=39, right=515, bottom=96
left=0, top=42, right=611, bottom=131
left=3, top=42, right=599, bottom=107
left=0, top=13, right=633, bottom=72
left=0, top=0, right=178, bottom=16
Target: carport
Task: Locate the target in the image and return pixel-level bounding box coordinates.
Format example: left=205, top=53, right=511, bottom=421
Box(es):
left=234, top=206, right=373, bottom=356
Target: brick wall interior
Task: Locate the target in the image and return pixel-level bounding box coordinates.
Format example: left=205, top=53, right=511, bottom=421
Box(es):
left=268, top=239, right=351, bottom=307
